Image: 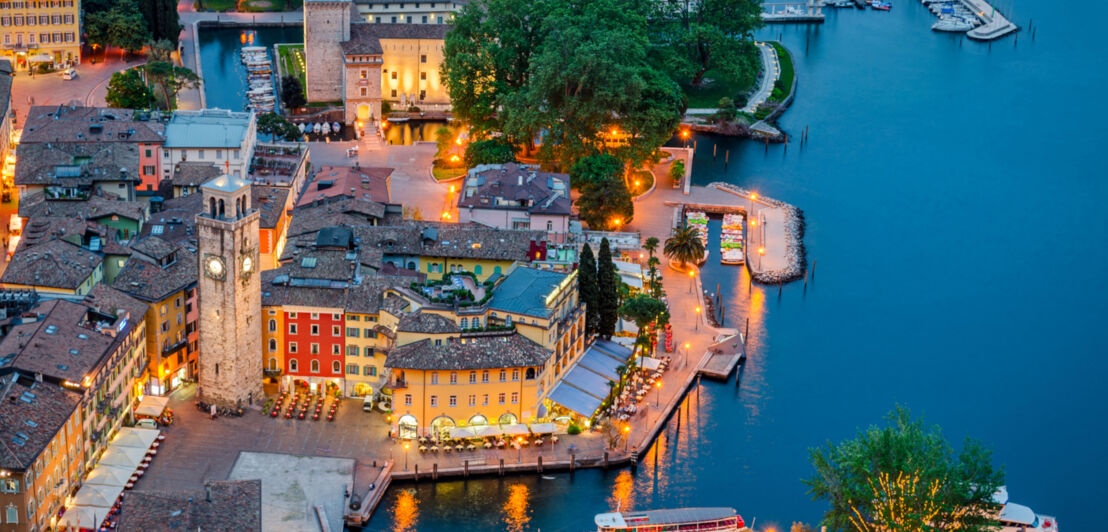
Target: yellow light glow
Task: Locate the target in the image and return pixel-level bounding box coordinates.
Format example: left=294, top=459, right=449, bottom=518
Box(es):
left=684, top=343, right=690, bottom=349
left=750, top=193, right=758, bottom=200
left=695, top=307, right=701, bottom=313
left=449, top=155, right=460, bottom=162
left=688, top=270, right=694, bottom=277
left=634, top=180, right=641, bottom=187
left=758, top=247, right=765, bottom=256
left=455, top=136, right=463, bottom=145
left=655, top=381, right=661, bottom=389
left=623, top=426, right=630, bottom=433
left=610, top=127, right=619, bottom=136
left=403, top=442, right=410, bottom=450
left=449, top=185, right=455, bottom=193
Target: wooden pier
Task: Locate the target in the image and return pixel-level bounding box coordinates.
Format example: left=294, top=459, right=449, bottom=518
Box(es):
left=698, top=334, right=747, bottom=380
left=343, top=461, right=394, bottom=527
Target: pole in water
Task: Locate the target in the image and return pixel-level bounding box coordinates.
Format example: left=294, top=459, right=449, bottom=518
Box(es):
left=812, top=259, right=816, bottom=278
left=713, top=144, right=717, bottom=159
left=720, top=303, right=725, bottom=327
left=744, top=317, right=750, bottom=341
left=724, top=150, right=729, bottom=166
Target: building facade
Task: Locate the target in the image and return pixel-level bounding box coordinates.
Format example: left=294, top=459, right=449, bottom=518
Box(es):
left=458, top=164, right=573, bottom=243
left=0, top=0, right=81, bottom=71
left=196, top=175, right=263, bottom=407
left=163, top=110, right=256, bottom=180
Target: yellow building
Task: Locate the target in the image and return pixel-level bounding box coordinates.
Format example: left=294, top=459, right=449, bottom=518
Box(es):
left=0, top=0, right=81, bottom=71
left=386, top=332, right=550, bottom=439
left=0, top=238, right=103, bottom=295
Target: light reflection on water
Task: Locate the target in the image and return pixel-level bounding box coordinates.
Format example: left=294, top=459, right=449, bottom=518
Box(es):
left=502, top=484, right=532, bottom=532
left=389, top=488, right=419, bottom=532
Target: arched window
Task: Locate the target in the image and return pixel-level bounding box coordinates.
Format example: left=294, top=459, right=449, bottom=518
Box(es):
left=268, top=319, right=277, bottom=332
left=407, top=261, right=416, bottom=270
left=209, top=197, right=217, bottom=217
left=310, top=360, right=320, bottom=373
left=474, top=264, right=483, bottom=275
left=472, top=317, right=480, bottom=328
left=525, top=367, right=536, bottom=380
left=468, top=414, right=488, bottom=426
left=494, top=265, right=502, bottom=275
left=460, top=318, right=468, bottom=329
left=289, top=359, right=298, bottom=372
left=268, top=357, right=278, bottom=370
left=332, top=361, right=341, bottom=374
left=268, top=338, right=277, bottom=351
left=498, top=413, right=518, bottom=425
left=218, top=199, right=225, bottom=218
left=505, top=315, right=512, bottom=326
left=430, top=415, right=456, bottom=440
left=397, top=415, right=419, bottom=439
left=498, top=369, right=506, bottom=382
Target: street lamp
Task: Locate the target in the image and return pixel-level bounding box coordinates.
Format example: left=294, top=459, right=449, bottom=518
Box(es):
left=758, top=247, right=765, bottom=270
left=516, top=436, right=524, bottom=463
left=684, top=342, right=691, bottom=368
left=695, top=307, right=701, bottom=331
left=403, top=442, right=410, bottom=471
left=612, top=218, right=622, bottom=231
left=687, top=269, right=695, bottom=294
left=655, top=381, right=662, bottom=407
left=681, top=129, right=690, bottom=148
left=623, top=425, right=631, bottom=451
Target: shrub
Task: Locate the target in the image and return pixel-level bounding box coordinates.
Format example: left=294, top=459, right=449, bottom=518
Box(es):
left=464, top=138, right=517, bottom=168
left=567, top=424, right=582, bottom=435
left=669, top=160, right=685, bottom=185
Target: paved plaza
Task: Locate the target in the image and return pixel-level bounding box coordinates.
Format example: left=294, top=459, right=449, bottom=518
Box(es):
left=228, top=452, right=354, bottom=532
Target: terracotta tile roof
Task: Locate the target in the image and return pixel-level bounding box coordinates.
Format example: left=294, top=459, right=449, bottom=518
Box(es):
left=170, top=161, right=221, bottom=189
left=129, top=236, right=176, bottom=262
left=0, top=62, right=12, bottom=123
left=0, top=239, right=102, bottom=291
left=18, top=216, right=131, bottom=256
left=459, top=163, right=572, bottom=216
left=341, top=23, right=450, bottom=55
left=14, top=141, right=141, bottom=188
left=18, top=192, right=148, bottom=223
left=286, top=197, right=387, bottom=238
left=142, top=206, right=200, bottom=248
left=0, top=300, right=115, bottom=383
left=0, top=377, right=81, bottom=471
left=397, top=311, right=459, bottom=334
left=252, top=185, right=290, bottom=230
left=117, top=480, right=262, bottom=532
left=112, top=247, right=198, bottom=303
left=82, top=284, right=149, bottom=356
left=20, top=105, right=166, bottom=144
left=296, top=165, right=391, bottom=207
left=386, top=332, right=550, bottom=370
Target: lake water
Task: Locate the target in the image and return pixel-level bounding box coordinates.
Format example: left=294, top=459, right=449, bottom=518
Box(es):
left=370, top=1, right=1106, bottom=529
left=197, top=27, right=303, bottom=112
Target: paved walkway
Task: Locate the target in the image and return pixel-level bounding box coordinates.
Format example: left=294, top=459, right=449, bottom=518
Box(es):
left=683, top=42, right=779, bottom=116
left=9, top=53, right=142, bottom=121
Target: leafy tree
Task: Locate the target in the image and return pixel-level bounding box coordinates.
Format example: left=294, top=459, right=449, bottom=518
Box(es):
left=646, top=256, right=662, bottom=298
left=463, top=138, right=517, bottom=168
left=435, top=125, right=455, bottom=157
left=653, top=0, right=763, bottom=88
left=105, top=69, right=155, bottom=109
left=138, top=0, right=181, bottom=45
left=664, top=224, right=706, bottom=269
left=713, top=97, right=739, bottom=123
left=576, top=171, right=633, bottom=230
left=643, top=236, right=660, bottom=259
left=257, top=112, right=302, bottom=141
left=146, top=39, right=174, bottom=62
left=597, top=237, right=620, bottom=338
left=143, top=61, right=200, bottom=110
left=88, top=0, right=150, bottom=56
left=281, top=76, right=306, bottom=110
left=806, top=406, right=1004, bottom=532
left=578, top=243, right=600, bottom=337
left=569, top=153, right=623, bottom=191
left=619, top=294, right=667, bottom=330
left=668, top=159, right=685, bottom=186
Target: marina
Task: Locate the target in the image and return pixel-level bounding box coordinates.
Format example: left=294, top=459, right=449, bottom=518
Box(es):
left=241, top=44, right=277, bottom=113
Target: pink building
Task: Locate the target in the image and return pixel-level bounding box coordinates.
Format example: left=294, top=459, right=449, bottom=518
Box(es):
left=457, top=163, right=572, bottom=243
left=296, top=165, right=392, bottom=208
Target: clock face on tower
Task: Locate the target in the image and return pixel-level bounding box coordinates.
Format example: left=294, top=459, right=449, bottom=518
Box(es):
left=204, top=254, right=226, bottom=281
left=242, top=256, right=253, bottom=273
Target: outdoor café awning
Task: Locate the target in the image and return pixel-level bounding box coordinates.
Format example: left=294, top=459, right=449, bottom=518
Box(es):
left=449, top=426, right=476, bottom=439
left=529, top=422, right=556, bottom=434
left=28, top=53, right=52, bottom=63
left=546, top=340, right=633, bottom=418
left=111, top=427, right=159, bottom=449
left=98, top=446, right=145, bottom=468
left=72, top=483, right=124, bottom=509
left=57, top=506, right=109, bottom=529
left=471, top=425, right=502, bottom=438
left=640, top=357, right=662, bottom=371
left=83, top=465, right=132, bottom=488
left=135, top=395, right=169, bottom=418
left=501, top=424, right=529, bottom=436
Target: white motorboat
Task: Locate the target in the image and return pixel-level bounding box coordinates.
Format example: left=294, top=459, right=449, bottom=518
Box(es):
left=596, top=508, right=744, bottom=532
left=994, top=486, right=1059, bottom=532
left=932, top=16, right=974, bottom=31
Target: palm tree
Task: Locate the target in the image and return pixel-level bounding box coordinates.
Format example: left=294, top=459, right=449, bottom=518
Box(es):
left=664, top=225, right=706, bottom=269
left=642, top=236, right=659, bottom=260
left=646, top=256, right=661, bottom=297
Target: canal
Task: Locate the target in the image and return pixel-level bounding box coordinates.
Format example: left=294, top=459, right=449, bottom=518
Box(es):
left=197, top=26, right=303, bottom=112
left=368, top=0, right=1108, bottom=530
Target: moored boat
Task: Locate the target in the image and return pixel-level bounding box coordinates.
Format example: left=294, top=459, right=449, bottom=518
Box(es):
left=871, top=0, right=891, bottom=9
left=994, top=487, right=1059, bottom=532
left=932, top=16, right=974, bottom=31
left=720, top=213, right=745, bottom=265
left=686, top=210, right=710, bottom=264
left=595, top=507, right=744, bottom=532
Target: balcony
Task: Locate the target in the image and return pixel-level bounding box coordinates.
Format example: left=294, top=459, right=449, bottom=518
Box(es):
left=162, top=338, right=187, bottom=356
left=389, top=379, right=408, bottom=390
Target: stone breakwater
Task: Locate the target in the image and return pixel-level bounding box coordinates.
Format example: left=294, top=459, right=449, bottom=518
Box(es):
left=710, top=182, right=808, bottom=284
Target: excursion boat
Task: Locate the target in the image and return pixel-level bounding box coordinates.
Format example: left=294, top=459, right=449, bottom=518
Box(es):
left=720, top=213, right=745, bottom=265
left=686, top=210, right=710, bottom=264
left=994, top=486, right=1059, bottom=532
left=595, top=507, right=744, bottom=532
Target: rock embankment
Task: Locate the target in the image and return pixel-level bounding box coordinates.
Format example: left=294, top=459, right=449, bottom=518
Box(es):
left=710, top=182, right=807, bottom=284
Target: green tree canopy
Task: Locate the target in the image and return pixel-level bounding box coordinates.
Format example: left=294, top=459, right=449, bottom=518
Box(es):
left=575, top=170, right=633, bottom=231
left=569, top=153, right=623, bottom=191
left=86, top=0, right=150, bottom=54
left=806, top=406, right=1004, bottom=532
left=281, top=76, right=307, bottom=110
left=143, top=61, right=200, bottom=110
left=463, top=138, right=517, bottom=168
left=653, top=0, right=763, bottom=88
left=619, top=294, right=668, bottom=329
left=664, top=224, right=706, bottom=268
left=578, top=243, right=600, bottom=337
left=257, top=112, right=302, bottom=141
left=596, top=237, right=620, bottom=338
left=138, top=0, right=181, bottom=45
left=105, top=69, right=155, bottom=110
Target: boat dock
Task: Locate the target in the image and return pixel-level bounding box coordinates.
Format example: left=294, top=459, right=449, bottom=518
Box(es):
left=961, top=0, right=1018, bottom=40
left=698, top=334, right=747, bottom=380
left=762, top=0, right=826, bottom=23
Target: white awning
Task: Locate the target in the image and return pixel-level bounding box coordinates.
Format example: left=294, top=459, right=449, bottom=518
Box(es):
left=529, top=422, right=556, bottom=434
left=135, top=395, right=169, bottom=417
left=58, top=506, right=110, bottom=529
left=28, top=53, right=52, bottom=63
left=111, top=427, right=158, bottom=449
left=500, top=424, right=529, bottom=435
left=72, top=483, right=124, bottom=508
left=640, top=357, right=662, bottom=371
left=471, top=425, right=502, bottom=438
left=98, top=447, right=145, bottom=468
left=83, top=465, right=132, bottom=488
left=448, top=426, right=476, bottom=439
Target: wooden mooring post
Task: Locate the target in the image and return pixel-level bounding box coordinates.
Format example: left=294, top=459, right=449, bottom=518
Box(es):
left=464, top=460, right=469, bottom=480
left=744, top=317, right=749, bottom=341
left=603, top=451, right=610, bottom=469
left=499, top=458, right=505, bottom=476
left=713, top=144, right=717, bottom=159
left=413, top=464, right=419, bottom=481
left=537, top=456, right=543, bottom=474
left=432, top=463, right=438, bottom=481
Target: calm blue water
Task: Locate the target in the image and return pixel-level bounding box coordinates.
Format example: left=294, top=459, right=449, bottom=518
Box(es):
left=197, top=27, right=303, bottom=112
left=375, top=1, right=1108, bottom=530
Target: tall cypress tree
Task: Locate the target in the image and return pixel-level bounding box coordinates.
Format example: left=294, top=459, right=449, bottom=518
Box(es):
left=597, top=237, right=620, bottom=338
left=578, top=243, right=600, bottom=337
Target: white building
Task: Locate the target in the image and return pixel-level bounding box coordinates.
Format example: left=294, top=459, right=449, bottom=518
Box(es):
left=163, top=109, right=257, bottom=180
left=457, top=163, right=572, bottom=243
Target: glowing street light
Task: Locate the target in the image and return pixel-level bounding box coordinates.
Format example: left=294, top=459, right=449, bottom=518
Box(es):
left=684, top=342, right=691, bottom=367
left=687, top=269, right=695, bottom=294
left=655, top=381, right=663, bottom=407
left=623, top=425, right=631, bottom=451
left=516, top=436, right=524, bottom=463
left=611, top=218, right=622, bottom=230
left=403, top=441, right=410, bottom=471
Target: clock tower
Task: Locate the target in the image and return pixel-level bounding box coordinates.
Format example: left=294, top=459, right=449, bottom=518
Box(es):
left=196, top=174, right=262, bottom=407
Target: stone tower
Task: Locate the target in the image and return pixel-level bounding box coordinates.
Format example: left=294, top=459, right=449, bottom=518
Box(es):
left=304, top=0, right=357, bottom=102
left=196, top=175, right=263, bottom=407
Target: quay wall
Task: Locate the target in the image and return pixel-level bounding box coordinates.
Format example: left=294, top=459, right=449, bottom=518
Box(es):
left=711, top=183, right=808, bottom=284
left=195, top=18, right=301, bottom=29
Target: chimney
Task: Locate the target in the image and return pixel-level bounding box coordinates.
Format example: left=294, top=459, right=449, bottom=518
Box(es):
left=205, top=486, right=211, bottom=502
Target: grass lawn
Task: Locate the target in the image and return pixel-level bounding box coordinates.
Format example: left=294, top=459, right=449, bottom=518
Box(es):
left=432, top=160, right=466, bottom=181
left=238, top=0, right=303, bottom=11
left=767, top=41, right=795, bottom=103
left=195, top=0, right=237, bottom=11
left=276, top=43, right=305, bottom=89
left=629, top=169, right=654, bottom=196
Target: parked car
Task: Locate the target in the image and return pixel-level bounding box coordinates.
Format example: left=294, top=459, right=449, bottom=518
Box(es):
left=61, top=68, right=77, bottom=80
left=136, top=418, right=158, bottom=429
left=362, top=395, right=374, bottom=412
